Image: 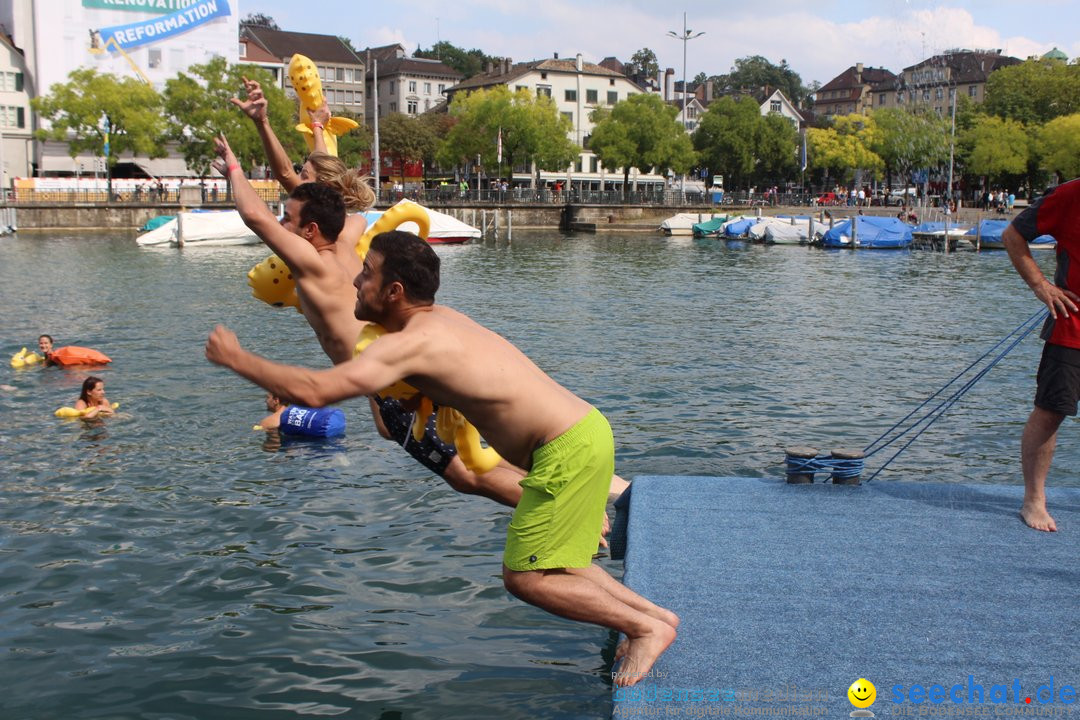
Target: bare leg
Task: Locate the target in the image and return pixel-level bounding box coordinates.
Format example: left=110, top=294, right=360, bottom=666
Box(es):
left=504, top=565, right=676, bottom=687
left=1020, top=406, right=1063, bottom=532
left=442, top=458, right=523, bottom=508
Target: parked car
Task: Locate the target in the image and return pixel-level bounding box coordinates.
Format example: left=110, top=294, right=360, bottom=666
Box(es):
left=887, top=188, right=918, bottom=206
left=816, top=192, right=839, bottom=206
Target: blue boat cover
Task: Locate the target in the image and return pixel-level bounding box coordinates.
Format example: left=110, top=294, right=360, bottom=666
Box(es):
left=724, top=218, right=756, bottom=237
left=965, top=219, right=1055, bottom=245
left=821, top=216, right=913, bottom=248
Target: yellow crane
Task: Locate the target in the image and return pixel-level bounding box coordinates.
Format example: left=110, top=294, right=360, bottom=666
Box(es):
left=88, top=30, right=152, bottom=86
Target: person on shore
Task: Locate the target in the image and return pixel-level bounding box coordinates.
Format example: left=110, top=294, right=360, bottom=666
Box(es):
left=74, top=376, right=114, bottom=418
left=1002, top=177, right=1080, bottom=532
left=205, top=231, right=677, bottom=686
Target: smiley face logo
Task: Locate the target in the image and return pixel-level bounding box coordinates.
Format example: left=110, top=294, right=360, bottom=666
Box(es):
left=848, top=678, right=876, bottom=708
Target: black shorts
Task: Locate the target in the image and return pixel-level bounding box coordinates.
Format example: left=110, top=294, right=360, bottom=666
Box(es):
left=1035, top=343, right=1080, bottom=416
left=374, top=395, right=457, bottom=476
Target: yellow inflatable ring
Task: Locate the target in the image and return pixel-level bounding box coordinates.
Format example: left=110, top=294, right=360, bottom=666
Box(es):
left=247, top=255, right=300, bottom=310
left=355, top=324, right=501, bottom=474
left=11, top=347, right=42, bottom=368
left=355, top=201, right=430, bottom=261
left=55, top=402, right=119, bottom=418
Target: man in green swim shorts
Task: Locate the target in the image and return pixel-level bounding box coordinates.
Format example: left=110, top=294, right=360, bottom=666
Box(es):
left=205, top=230, right=677, bottom=687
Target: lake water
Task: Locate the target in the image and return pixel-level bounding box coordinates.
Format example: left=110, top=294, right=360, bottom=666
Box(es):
left=2, top=230, right=1075, bottom=719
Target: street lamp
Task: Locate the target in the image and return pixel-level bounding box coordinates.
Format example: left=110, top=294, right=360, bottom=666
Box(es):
left=667, top=12, right=704, bottom=200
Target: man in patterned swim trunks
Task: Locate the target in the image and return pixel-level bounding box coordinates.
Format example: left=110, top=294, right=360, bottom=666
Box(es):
left=206, top=231, right=675, bottom=687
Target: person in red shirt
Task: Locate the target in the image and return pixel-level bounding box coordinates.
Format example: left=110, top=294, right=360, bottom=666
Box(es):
left=1002, top=178, right=1080, bottom=531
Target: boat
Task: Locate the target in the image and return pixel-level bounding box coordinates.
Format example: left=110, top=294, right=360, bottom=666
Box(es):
left=746, top=216, right=822, bottom=245
left=820, top=216, right=913, bottom=249
left=136, top=210, right=260, bottom=247
left=721, top=216, right=759, bottom=238
left=363, top=200, right=480, bottom=244
left=965, top=219, right=1055, bottom=250
left=659, top=212, right=726, bottom=236
left=910, top=221, right=971, bottom=251
left=690, top=215, right=728, bottom=237
left=137, top=201, right=480, bottom=248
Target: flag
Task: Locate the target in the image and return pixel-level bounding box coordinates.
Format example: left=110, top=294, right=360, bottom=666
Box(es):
left=497, top=126, right=502, bottom=164
left=800, top=131, right=807, bottom=172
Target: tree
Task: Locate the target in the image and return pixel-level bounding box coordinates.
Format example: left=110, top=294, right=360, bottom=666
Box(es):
left=870, top=107, right=950, bottom=187
left=1038, top=113, right=1080, bottom=182
left=163, top=57, right=304, bottom=178
left=983, top=57, right=1080, bottom=126
left=32, top=68, right=166, bottom=197
left=333, top=110, right=372, bottom=171
left=754, top=113, right=800, bottom=184
left=415, top=42, right=499, bottom=80
left=241, top=12, right=278, bottom=29
left=437, top=86, right=578, bottom=183
left=712, top=56, right=809, bottom=107
left=379, top=113, right=438, bottom=185
left=589, top=93, right=696, bottom=200
left=806, top=114, right=882, bottom=184
left=958, top=115, right=1029, bottom=185
left=692, top=96, right=760, bottom=190
left=630, top=48, right=660, bottom=79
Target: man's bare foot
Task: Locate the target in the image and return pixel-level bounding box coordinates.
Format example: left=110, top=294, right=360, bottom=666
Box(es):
left=615, top=639, right=628, bottom=661
left=1021, top=502, right=1057, bottom=532
left=613, top=621, right=677, bottom=687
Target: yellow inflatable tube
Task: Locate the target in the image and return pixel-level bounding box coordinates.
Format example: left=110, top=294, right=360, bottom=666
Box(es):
left=354, top=324, right=501, bottom=474
left=11, top=347, right=42, bottom=368
left=55, top=402, right=119, bottom=418
left=288, top=54, right=359, bottom=157
left=248, top=202, right=430, bottom=310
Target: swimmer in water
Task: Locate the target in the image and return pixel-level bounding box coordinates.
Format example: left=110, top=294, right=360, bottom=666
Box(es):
left=74, top=376, right=114, bottom=419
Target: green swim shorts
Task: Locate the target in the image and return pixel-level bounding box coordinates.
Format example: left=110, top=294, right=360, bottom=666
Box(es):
left=503, top=408, right=614, bottom=571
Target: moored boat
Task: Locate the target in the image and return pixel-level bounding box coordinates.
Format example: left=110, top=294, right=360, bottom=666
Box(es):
left=965, top=219, right=1055, bottom=250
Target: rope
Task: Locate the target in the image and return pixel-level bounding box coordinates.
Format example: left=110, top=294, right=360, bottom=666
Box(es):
left=784, top=307, right=1048, bottom=483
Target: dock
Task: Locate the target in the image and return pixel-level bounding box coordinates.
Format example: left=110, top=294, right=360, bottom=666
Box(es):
left=612, top=476, right=1079, bottom=717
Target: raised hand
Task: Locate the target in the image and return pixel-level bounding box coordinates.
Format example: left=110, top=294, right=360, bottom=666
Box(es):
left=229, top=76, right=268, bottom=123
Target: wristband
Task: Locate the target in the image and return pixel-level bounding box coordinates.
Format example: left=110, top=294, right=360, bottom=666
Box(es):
left=226, top=163, right=240, bottom=174
left=311, top=122, right=324, bottom=130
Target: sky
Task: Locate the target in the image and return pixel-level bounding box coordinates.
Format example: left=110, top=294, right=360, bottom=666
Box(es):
left=246, top=0, right=1077, bottom=87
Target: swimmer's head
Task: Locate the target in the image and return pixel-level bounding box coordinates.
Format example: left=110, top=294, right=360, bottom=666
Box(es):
left=368, top=231, right=440, bottom=303
left=265, top=393, right=283, bottom=412
left=304, top=152, right=375, bottom=212
left=79, top=376, right=105, bottom=405
left=38, top=334, right=53, bottom=353
left=283, top=182, right=345, bottom=243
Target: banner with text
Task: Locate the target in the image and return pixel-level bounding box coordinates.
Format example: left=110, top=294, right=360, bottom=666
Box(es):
left=83, top=0, right=203, bottom=14
left=97, top=0, right=230, bottom=51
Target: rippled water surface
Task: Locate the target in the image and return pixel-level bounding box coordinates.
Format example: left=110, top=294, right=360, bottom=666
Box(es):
left=1, top=230, right=1074, bottom=719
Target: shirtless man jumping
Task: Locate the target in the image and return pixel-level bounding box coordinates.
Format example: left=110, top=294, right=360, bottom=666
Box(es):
left=206, top=231, right=677, bottom=685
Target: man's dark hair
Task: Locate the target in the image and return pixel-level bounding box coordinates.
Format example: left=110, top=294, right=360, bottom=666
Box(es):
left=370, top=231, right=440, bottom=304
left=290, top=182, right=345, bottom=242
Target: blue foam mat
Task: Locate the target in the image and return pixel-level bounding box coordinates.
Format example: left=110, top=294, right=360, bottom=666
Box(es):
left=614, top=476, right=1080, bottom=717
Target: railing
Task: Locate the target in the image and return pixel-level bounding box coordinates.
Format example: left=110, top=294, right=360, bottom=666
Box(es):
left=10, top=187, right=282, bottom=205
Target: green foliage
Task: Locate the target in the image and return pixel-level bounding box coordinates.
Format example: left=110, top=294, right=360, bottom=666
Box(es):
left=240, top=12, right=278, bottom=29
left=983, top=57, right=1080, bottom=125
left=162, top=57, right=304, bottom=176
left=32, top=67, right=167, bottom=173
left=630, top=48, right=660, bottom=79
left=437, top=86, right=577, bottom=174
left=1037, top=114, right=1080, bottom=180
left=712, top=56, right=809, bottom=107
left=379, top=113, right=438, bottom=182
left=958, top=115, right=1029, bottom=179
left=333, top=110, right=372, bottom=170
left=870, top=107, right=951, bottom=183
left=806, top=114, right=883, bottom=183
left=414, top=42, right=498, bottom=80
left=590, top=93, right=695, bottom=198
left=693, top=96, right=797, bottom=188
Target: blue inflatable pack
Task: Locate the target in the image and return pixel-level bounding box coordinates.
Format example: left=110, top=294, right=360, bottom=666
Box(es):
left=279, top=405, right=346, bottom=438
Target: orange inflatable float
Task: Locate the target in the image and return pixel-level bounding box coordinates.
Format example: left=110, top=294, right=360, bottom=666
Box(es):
left=49, top=346, right=112, bottom=367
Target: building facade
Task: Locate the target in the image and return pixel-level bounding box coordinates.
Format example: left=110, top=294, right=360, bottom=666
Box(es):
left=884, top=50, right=1020, bottom=115
left=0, top=30, right=30, bottom=188
left=812, top=63, right=897, bottom=118
left=240, top=26, right=365, bottom=120
left=446, top=53, right=664, bottom=188
left=363, top=43, right=460, bottom=124
left=0, top=0, right=238, bottom=177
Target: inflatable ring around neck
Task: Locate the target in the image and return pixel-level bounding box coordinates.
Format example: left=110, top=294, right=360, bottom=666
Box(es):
left=354, top=323, right=501, bottom=475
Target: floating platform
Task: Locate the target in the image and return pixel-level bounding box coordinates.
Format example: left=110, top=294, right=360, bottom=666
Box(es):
left=613, top=476, right=1080, bottom=717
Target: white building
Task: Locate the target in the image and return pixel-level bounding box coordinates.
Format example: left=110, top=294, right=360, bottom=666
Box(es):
left=0, top=31, right=30, bottom=189
left=446, top=53, right=666, bottom=190
left=364, top=43, right=461, bottom=123
left=0, top=0, right=238, bottom=177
